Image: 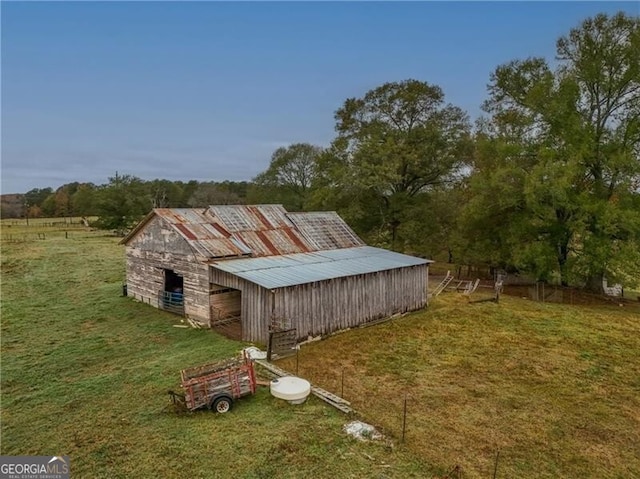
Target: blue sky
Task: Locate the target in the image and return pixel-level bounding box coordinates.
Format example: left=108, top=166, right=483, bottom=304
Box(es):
left=2, top=1, right=638, bottom=194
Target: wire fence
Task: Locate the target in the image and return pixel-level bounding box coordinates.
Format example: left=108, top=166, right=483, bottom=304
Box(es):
left=272, top=356, right=503, bottom=479
left=1, top=229, right=115, bottom=243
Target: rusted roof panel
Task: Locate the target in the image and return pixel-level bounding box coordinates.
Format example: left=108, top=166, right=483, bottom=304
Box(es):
left=231, top=229, right=311, bottom=257
left=153, top=208, right=251, bottom=259
left=203, top=205, right=314, bottom=257
left=287, top=211, right=364, bottom=251
left=207, top=205, right=294, bottom=232
left=174, top=223, right=198, bottom=240
left=190, top=238, right=251, bottom=259
left=156, top=208, right=213, bottom=225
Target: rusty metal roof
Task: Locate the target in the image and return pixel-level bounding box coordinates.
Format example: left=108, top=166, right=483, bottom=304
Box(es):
left=123, top=205, right=370, bottom=260
left=287, top=211, right=364, bottom=250
left=153, top=208, right=251, bottom=259
left=211, top=246, right=432, bottom=289
left=207, top=205, right=294, bottom=232
left=206, top=205, right=314, bottom=257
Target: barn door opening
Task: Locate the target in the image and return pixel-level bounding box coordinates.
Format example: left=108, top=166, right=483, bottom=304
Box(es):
left=160, top=269, right=184, bottom=315
left=209, top=284, right=242, bottom=340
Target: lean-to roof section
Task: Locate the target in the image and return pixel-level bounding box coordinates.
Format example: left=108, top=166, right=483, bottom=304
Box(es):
left=211, top=246, right=431, bottom=289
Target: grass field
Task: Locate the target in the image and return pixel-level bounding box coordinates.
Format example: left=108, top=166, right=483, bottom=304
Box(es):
left=2, top=222, right=639, bottom=478
left=0, top=225, right=429, bottom=478
left=278, top=296, right=640, bottom=478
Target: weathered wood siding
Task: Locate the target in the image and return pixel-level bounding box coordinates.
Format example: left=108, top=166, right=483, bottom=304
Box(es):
left=210, top=264, right=428, bottom=343
left=273, top=264, right=428, bottom=341
left=209, top=269, right=272, bottom=343
left=125, top=217, right=210, bottom=324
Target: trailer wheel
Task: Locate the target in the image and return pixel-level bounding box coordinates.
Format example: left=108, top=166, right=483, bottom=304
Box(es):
left=212, top=396, right=233, bottom=414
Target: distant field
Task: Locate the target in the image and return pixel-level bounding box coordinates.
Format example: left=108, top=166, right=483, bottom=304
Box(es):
left=1, top=216, right=96, bottom=227
left=1, top=217, right=97, bottom=243
left=2, top=223, right=638, bottom=478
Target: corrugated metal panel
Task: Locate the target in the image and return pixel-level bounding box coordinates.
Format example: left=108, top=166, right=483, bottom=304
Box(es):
left=204, top=205, right=314, bottom=257
left=211, top=246, right=432, bottom=289
left=287, top=211, right=364, bottom=250
left=230, top=229, right=311, bottom=257
left=157, top=208, right=215, bottom=226
left=189, top=239, right=250, bottom=259
left=207, top=204, right=294, bottom=232
left=154, top=208, right=251, bottom=258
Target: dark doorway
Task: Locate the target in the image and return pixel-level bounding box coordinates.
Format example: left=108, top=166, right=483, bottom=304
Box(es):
left=161, top=269, right=184, bottom=315
left=165, top=269, right=183, bottom=293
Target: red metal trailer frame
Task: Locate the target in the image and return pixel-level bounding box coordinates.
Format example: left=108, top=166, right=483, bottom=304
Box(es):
left=179, top=354, right=257, bottom=412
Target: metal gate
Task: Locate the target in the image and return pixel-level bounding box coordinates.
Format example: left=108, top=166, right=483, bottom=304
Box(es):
left=267, top=328, right=297, bottom=361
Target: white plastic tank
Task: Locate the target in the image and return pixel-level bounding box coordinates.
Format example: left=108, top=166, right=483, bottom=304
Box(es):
left=270, top=376, right=311, bottom=404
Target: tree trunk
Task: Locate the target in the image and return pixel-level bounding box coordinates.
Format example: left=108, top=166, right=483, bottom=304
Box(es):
left=585, top=272, right=605, bottom=294
left=390, top=218, right=401, bottom=251
left=556, top=238, right=571, bottom=287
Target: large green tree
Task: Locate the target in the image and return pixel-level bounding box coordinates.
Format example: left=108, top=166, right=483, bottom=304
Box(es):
left=250, top=143, right=323, bottom=210
left=94, top=173, right=151, bottom=235
left=462, top=12, right=640, bottom=289
left=70, top=183, right=97, bottom=216
left=318, top=79, right=472, bottom=250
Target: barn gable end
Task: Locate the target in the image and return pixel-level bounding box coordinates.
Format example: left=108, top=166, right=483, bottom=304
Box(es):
left=124, top=215, right=211, bottom=325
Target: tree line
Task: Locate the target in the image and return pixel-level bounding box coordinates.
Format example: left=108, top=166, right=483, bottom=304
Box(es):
left=3, top=13, right=638, bottom=291
left=4, top=177, right=251, bottom=230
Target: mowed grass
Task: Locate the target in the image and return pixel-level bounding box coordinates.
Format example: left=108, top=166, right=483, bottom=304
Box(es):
left=278, top=295, right=640, bottom=479
left=0, top=226, right=429, bottom=478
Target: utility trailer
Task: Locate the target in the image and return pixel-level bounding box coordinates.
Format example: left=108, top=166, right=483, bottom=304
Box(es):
left=169, top=355, right=257, bottom=413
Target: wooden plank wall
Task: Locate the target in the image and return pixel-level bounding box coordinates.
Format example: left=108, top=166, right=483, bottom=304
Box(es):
left=273, top=265, right=428, bottom=341
left=125, top=217, right=211, bottom=325
left=210, top=264, right=428, bottom=344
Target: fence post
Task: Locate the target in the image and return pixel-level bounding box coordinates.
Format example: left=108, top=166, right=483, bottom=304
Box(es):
left=267, top=331, right=274, bottom=361
left=401, top=393, right=408, bottom=443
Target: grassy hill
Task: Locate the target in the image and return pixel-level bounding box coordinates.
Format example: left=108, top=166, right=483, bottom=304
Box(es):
left=1, top=222, right=638, bottom=478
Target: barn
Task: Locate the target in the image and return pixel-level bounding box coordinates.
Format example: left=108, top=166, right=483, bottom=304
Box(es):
left=121, top=205, right=431, bottom=343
